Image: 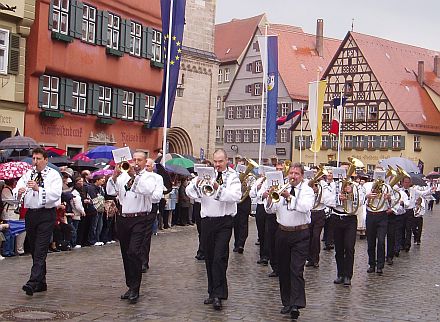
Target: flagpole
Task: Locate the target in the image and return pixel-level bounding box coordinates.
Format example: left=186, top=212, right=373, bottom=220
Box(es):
left=258, top=24, right=268, bottom=165
left=313, top=69, right=320, bottom=166
left=337, top=89, right=343, bottom=166
left=300, top=103, right=303, bottom=164
left=161, top=0, right=174, bottom=167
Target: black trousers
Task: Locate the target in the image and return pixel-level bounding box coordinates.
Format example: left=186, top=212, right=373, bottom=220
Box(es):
left=394, top=214, right=406, bottom=253
left=233, top=196, right=250, bottom=249
left=117, top=212, right=153, bottom=292
left=201, top=216, right=233, bottom=299
left=403, top=209, right=414, bottom=250
left=265, top=213, right=279, bottom=272
left=366, top=211, right=388, bottom=269
left=386, top=213, right=396, bottom=259
left=25, top=208, right=56, bottom=288
left=332, top=214, right=357, bottom=278
left=323, top=215, right=334, bottom=246
left=193, top=202, right=203, bottom=255
left=255, top=204, right=268, bottom=260
left=276, top=227, right=309, bottom=309
left=308, top=209, right=326, bottom=264
left=142, top=205, right=159, bottom=268
left=412, top=216, right=423, bottom=243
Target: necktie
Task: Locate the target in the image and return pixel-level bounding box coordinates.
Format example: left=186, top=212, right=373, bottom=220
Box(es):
left=125, top=175, right=135, bottom=191
left=35, top=172, right=43, bottom=187
left=405, top=189, right=410, bottom=197
left=216, top=172, right=223, bottom=185
left=290, top=186, right=295, bottom=197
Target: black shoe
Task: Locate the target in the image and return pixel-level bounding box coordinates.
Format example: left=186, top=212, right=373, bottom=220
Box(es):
left=233, top=247, right=238, bottom=253
left=290, top=307, right=300, bottom=320
left=359, top=235, right=366, bottom=240
left=416, top=241, right=421, bottom=245
left=343, top=277, right=351, bottom=286
left=386, top=258, right=394, bottom=265
left=195, top=254, right=205, bottom=260
left=34, top=283, right=47, bottom=293
left=22, top=284, right=34, bottom=296
left=367, top=266, right=375, bottom=273
left=404, top=247, right=410, bottom=252
left=333, top=276, right=344, bottom=284
left=313, top=263, right=320, bottom=268
left=395, top=251, right=400, bottom=257
left=204, top=297, right=214, bottom=305
left=141, top=263, right=149, bottom=273
left=257, top=258, right=268, bottom=265
left=376, top=268, right=383, bottom=275
left=280, top=305, right=292, bottom=314
left=305, top=261, right=314, bottom=267
left=213, top=297, right=222, bottom=310
left=268, top=271, right=278, bottom=277
left=237, top=246, right=244, bottom=254
left=128, top=290, right=139, bottom=304
left=120, top=289, right=131, bottom=300
left=255, top=240, right=260, bottom=245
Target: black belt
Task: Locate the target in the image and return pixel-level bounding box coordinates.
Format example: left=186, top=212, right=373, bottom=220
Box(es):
left=27, top=207, right=54, bottom=212
left=120, top=212, right=148, bottom=218
left=279, top=224, right=310, bottom=232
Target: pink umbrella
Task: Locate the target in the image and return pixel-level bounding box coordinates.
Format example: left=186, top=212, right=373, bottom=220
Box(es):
left=72, top=152, right=91, bottom=162
left=0, top=161, right=32, bottom=180
left=92, top=169, right=114, bottom=178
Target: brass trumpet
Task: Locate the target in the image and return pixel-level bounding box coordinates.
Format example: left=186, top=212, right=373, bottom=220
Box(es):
left=198, top=174, right=215, bottom=196
left=119, top=161, right=131, bottom=172
left=270, top=179, right=294, bottom=203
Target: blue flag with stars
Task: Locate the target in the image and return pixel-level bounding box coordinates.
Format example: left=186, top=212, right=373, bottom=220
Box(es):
left=150, top=0, right=186, bottom=128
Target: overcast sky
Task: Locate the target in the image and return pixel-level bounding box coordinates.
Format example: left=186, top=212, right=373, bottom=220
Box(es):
left=215, top=0, right=440, bottom=51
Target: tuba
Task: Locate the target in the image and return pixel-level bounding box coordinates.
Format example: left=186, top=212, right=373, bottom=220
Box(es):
left=198, top=174, right=215, bottom=196
left=239, top=158, right=258, bottom=203
left=341, top=157, right=364, bottom=214
left=308, top=166, right=328, bottom=209
left=282, top=160, right=291, bottom=177
left=367, top=177, right=389, bottom=211
left=386, top=165, right=410, bottom=207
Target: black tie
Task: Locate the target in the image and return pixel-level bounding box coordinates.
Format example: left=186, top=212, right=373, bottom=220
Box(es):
left=35, top=172, right=43, bottom=187
left=405, top=189, right=410, bottom=197
left=216, top=172, right=223, bottom=185
left=290, top=186, right=295, bottom=197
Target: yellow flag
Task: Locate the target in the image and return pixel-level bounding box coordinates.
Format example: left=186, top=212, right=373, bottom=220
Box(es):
left=309, top=80, right=327, bottom=153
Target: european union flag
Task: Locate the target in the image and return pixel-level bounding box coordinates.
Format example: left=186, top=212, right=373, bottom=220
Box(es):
left=150, top=0, right=186, bottom=128
left=265, top=36, right=278, bottom=145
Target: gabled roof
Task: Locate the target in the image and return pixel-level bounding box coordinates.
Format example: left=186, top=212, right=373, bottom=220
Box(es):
left=268, top=24, right=341, bottom=101
left=215, top=14, right=266, bottom=64
left=348, top=32, right=440, bottom=133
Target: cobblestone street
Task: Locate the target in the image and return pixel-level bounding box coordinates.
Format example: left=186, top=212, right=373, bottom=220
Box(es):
left=1, top=209, right=440, bottom=321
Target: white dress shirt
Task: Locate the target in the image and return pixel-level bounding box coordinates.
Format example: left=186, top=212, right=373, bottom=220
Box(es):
left=400, top=185, right=433, bottom=210
left=150, top=172, right=164, bottom=204
left=249, top=177, right=268, bottom=205
left=186, top=168, right=241, bottom=218
left=13, top=166, right=62, bottom=209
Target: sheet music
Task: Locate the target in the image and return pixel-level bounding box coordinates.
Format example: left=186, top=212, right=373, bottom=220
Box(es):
left=112, top=147, right=132, bottom=163
left=265, top=171, right=284, bottom=188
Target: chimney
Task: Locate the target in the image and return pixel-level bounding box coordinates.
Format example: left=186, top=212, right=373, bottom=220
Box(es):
left=316, top=19, right=323, bottom=57
left=435, top=55, right=440, bottom=78
left=417, top=61, right=424, bottom=86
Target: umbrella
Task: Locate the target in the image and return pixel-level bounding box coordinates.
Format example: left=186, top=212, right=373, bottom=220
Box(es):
left=379, top=157, right=420, bottom=174
left=166, top=157, right=194, bottom=169
left=154, top=163, right=172, bottom=193
left=0, top=135, right=39, bottom=150
left=21, top=157, right=60, bottom=172
left=72, top=152, right=92, bottom=162
left=408, top=172, right=427, bottom=187
left=48, top=156, right=73, bottom=166
left=86, top=146, right=117, bottom=160
left=426, top=171, right=440, bottom=179
left=183, top=154, right=197, bottom=162
left=44, top=146, right=66, bottom=156
left=155, top=153, right=183, bottom=163
left=0, top=161, right=32, bottom=180
left=71, top=160, right=99, bottom=171
left=92, top=169, right=114, bottom=177
left=165, top=164, right=191, bottom=176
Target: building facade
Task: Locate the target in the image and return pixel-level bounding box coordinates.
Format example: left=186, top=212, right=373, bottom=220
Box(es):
left=24, top=0, right=163, bottom=157
left=0, top=0, right=35, bottom=141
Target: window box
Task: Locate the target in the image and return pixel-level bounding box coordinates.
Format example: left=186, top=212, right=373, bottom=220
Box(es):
left=97, top=117, right=116, bottom=125
left=40, top=110, right=64, bottom=118
left=414, top=147, right=422, bottom=152
left=106, top=47, right=124, bottom=57
left=150, top=60, right=164, bottom=69
left=51, top=32, right=73, bottom=43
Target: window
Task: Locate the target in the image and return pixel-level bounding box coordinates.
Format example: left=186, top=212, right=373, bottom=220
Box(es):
left=130, top=22, right=142, bottom=57
left=367, top=164, right=375, bottom=173
left=392, top=135, right=400, bottom=149
left=298, top=136, right=305, bottom=149
left=344, top=135, right=353, bottom=149
left=367, top=135, right=375, bottom=149
left=152, top=29, right=162, bottom=62
left=245, top=84, right=252, bottom=93
left=380, top=135, right=387, bottom=149
left=235, top=130, right=242, bottom=143
left=252, top=129, right=259, bottom=142
left=356, top=105, right=366, bottom=121
left=345, top=106, right=354, bottom=122
left=145, top=95, right=156, bottom=122
left=321, top=135, right=329, bottom=149
left=280, top=128, right=287, bottom=143
left=262, top=129, right=266, bottom=143
left=216, top=96, right=221, bottom=111
left=345, top=80, right=353, bottom=96
left=236, top=106, right=242, bottom=119
left=281, top=103, right=289, bottom=116
left=122, top=91, right=134, bottom=120
left=0, top=29, right=9, bottom=74
left=82, top=4, right=96, bottom=44
left=222, top=96, right=226, bottom=110
left=107, top=13, right=120, bottom=50
left=218, top=69, right=222, bottom=83
left=98, top=86, right=111, bottom=117
left=368, top=105, right=378, bottom=121
left=41, top=75, right=60, bottom=110
left=224, top=68, right=230, bottom=82
left=216, top=126, right=221, bottom=140
left=226, top=130, right=233, bottom=143
left=322, top=107, right=330, bottom=123
left=244, top=105, right=251, bottom=118
left=52, top=0, right=69, bottom=35
left=354, top=135, right=364, bottom=149
left=72, top=81, right=87, bottom=113
left=243, top=129, right=250, bottom=143
left=227, top=106, right=234, bottom=119
left=255, top=60, right=262, bottom=73
left=331, top=136, right=338, bottom=150
left=254, top=105, right=261, bottom=118
left=254, top=83, right=262, bottom=96
left=414, top=135, right=421, bottom=151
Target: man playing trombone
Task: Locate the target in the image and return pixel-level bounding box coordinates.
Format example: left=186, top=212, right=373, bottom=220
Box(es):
left=264, top=162, right=314, bottom=320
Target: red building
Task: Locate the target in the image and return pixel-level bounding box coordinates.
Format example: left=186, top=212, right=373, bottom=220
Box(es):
left=25, top=0, right=164, bottom=157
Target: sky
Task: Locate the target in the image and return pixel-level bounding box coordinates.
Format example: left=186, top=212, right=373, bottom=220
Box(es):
left=215, top=0, right=440, bottom=51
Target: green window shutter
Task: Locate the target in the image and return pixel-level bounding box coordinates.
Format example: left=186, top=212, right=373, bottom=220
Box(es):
left=101, top=11, right=108, bottom=47
left=8, top=34, right=20, bottom=75
left=146, top=27, right=154, bottom=59
left=399, top=136, right=405, bottom=150
left=141, top=26, right=148, bottom=58
left=363, top=135, right=368, bottom=149
left=69, top=0, right=77, bottom=37
left=119, top=19, right=126, bottom=52
left=92, top=84, right=100, bottom=115
left=96, top=10, right=103, bottom=45
left=294, top=136, right=299, bottom=150
left=75, top=1, right=83, bottom=39
left=59, top=78, right=66, bottom=111
left=374, top=135, right=380, bottom=149
left=117, top=89, right=124, bottom=118
left=306, top=136, right=312, bottom=149
left=134, top=92, right=141, bottom=121
left=48, top=0, right=54, bottom=30
left=139, top=94, right=146, bottom=122
left=124, top=19, right=131, bottom=53
left=112, top=88, right=124, bottom=118
left=387, top=135, right=393, bottom=149
left=64, top=79, right=73, bottom=112
left=86, top=83, right=94, bottom=114
left=38, top=75, right=45, bottom=109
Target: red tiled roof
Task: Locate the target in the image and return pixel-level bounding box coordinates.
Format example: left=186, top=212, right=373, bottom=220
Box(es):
left=268, top=24, right=341, bottom=101
left=215, top=14, right=266, bottom=64
left=349, top=32, right=440, bottom=133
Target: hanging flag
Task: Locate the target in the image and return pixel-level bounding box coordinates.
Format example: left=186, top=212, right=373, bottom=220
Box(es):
left=276, top=110, right=302, bottom=126
left=258, top=35, right=278, bottom=145
left=329, top=96, right=347, bottom=136
left=309, top=80, right=327, bottom=152
left=149, top=0, right=187, bottom=128
left=418, top=159, right=424, bottom=174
